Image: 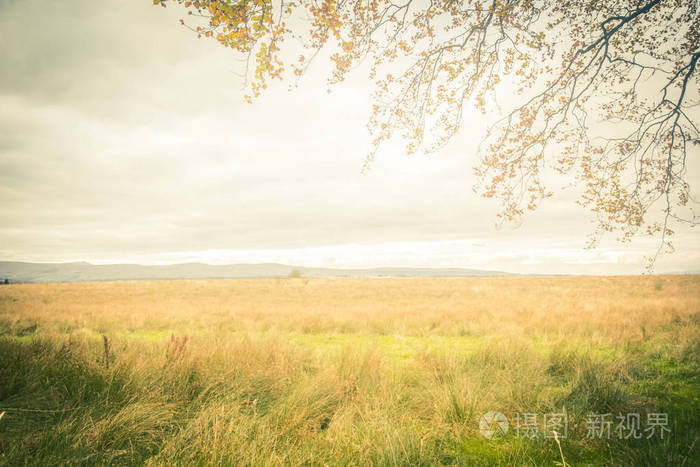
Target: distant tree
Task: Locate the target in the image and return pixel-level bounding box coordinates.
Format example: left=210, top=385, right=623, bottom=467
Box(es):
left=288, top=269, right=303, bottom=278
left=155, top=0, right=699, bottom=268
left=2, top=279, right=8, bottom=285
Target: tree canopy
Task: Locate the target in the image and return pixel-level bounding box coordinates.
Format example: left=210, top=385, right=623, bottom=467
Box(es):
left=154, top=0, right=699, bottom=267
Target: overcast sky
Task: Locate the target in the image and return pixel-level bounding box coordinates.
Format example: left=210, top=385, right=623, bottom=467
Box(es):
left=0, top=0, right=698, bottom=274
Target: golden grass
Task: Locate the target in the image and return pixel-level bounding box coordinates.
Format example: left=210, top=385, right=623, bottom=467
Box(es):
left=0, top=275, right=698, bottom=465
left=2, top=275, right=698, bottom=344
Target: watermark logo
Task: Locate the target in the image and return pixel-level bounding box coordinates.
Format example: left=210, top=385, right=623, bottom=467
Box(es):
left=479, top=411, right=509, bottom=439
left=479, top=411, right=670, bottom=440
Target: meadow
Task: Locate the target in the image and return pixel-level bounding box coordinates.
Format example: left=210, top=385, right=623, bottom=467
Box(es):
left=0, top=275, right=698, bottom=466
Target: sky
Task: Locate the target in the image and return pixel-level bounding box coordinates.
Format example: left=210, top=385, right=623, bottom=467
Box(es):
left=0, top=0, right=698, bottom=275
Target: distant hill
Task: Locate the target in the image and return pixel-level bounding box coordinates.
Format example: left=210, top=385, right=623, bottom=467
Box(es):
left=0, top=261, right=517, bottom=283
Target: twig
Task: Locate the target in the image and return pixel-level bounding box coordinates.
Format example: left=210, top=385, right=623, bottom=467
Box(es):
left=0, top=406, right=81, bottom=413
left=103, top=335, right=110, bottom=369
left=553, top=430, right=569, bottom=467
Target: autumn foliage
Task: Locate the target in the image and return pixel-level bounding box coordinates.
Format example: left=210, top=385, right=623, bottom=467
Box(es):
left=154, top=0, right=699, bottom=267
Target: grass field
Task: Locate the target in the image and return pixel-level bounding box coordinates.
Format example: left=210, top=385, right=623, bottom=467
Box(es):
left=0, top=275, right=698, bottom=466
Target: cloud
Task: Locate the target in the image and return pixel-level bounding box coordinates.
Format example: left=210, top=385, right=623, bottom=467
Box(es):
left=0, top=0, right=698, bottom=274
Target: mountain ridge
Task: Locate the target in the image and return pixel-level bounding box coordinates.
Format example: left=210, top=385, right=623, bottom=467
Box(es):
left=0, top=261, right=517, bottom=283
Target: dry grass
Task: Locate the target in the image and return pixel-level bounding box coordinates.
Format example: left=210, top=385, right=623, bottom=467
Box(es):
left=3, top=275, right=698, bottom=340
left=0, top=275, right=698, bottom=465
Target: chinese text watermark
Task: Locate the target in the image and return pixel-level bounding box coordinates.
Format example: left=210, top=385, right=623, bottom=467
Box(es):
left=479, top=411, right=671, bottom=440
